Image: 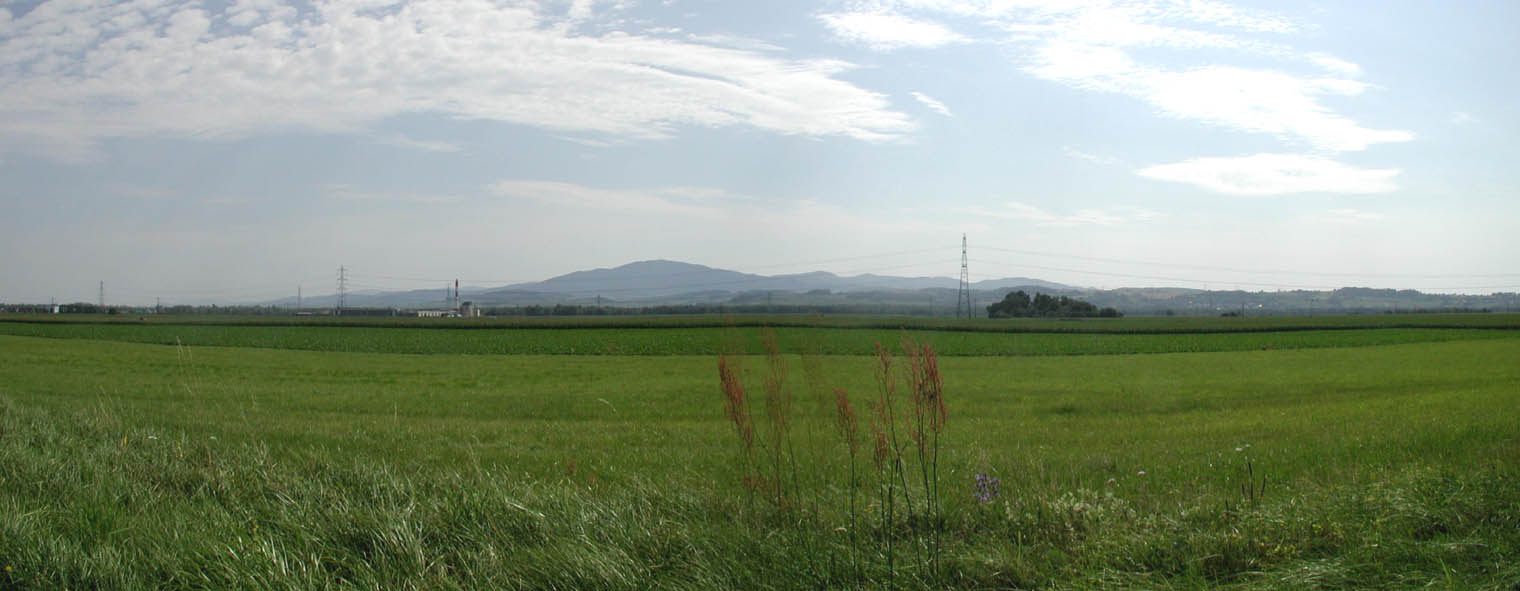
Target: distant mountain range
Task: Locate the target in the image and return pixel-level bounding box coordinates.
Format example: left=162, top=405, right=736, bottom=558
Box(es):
left=487, top=260, right=1070, bottom=299
left=269, top=259, right=1070, bottom=309
left=263, top=259, right=1518, bottom=315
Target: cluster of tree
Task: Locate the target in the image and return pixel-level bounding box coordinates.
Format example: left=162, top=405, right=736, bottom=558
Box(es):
left=18, top=302, right=124, bottom=314
left=986, top=291, right=1121, bottom=318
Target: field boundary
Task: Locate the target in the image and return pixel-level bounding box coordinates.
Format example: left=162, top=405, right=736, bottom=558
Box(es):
left=4, top=312, right=1520, bottom=335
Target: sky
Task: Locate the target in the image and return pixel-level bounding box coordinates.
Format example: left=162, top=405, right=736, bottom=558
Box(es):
left=1, top=0, right=1517, bottom=305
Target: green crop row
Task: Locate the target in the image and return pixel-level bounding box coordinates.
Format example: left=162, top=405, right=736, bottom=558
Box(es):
left=0, top=321, right=1515, bottom=356
left=5, top=311, right=1519, bottom=333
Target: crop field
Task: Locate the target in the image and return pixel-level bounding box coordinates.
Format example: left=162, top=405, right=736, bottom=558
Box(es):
left=6, top=311, right=1519, bottom=332
left=2, top=316, right=1518, bottom=357
left=1, top=315, right=1518, bottom=589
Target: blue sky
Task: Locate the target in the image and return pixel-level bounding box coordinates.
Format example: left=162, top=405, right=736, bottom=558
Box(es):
left=1, top=0, right=1516, bottom=304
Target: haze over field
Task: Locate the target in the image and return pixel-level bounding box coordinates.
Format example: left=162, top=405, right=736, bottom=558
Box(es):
left=1, top=0, right=1517, bottom=305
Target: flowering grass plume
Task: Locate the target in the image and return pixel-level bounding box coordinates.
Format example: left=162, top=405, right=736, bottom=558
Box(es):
left=902, top=336, right=948, bottom=575
left=903, top=337, right=946, bottom=438
left=760, top=328, right=795, bottom=505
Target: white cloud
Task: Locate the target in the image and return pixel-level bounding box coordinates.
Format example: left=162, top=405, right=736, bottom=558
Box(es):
left=1137, top=153, right=1401, bottom=195
left=819, top=11, right=964, bottom=50
left=1449, top=111, right=1476, bottom=125
left=867, top=1, right=1410, bottom=152
left=1026, top=47, right=1409, bottom=152
left=910, top=91, right=952, bottom=116
left=0, top=0, right=914, bottom=161
left=1143, top=68, right=1408, bottom=152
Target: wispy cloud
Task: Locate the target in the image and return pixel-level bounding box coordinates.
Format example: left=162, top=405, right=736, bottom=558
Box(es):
left=965, top=201, right=1156, bottom=227
left=105, top=184, right=177, bottom=199
left=1449, top=111, right=1477, bottom=125
left=488, top=179, right=959, bottom=241
left=1061, top=146, right=1117, bottom=166
left=1137, top=154, right=1401, bottom=196
left=489, top=180, right=715, bottom=216
left=819, top=11, right=965, bottom=50
left=1306, top=52, right=1363, bottom=77
left=683, top=33, right=785, bottom=53
left=1310, top=208, right=1386, bottom=224
left=324, top=184, right=461, bottom=205
left=374, top=135, right=464, bottom=154
left=910, top=91, right=953, bottom=116
left=0, top=0, right=914, bottom=161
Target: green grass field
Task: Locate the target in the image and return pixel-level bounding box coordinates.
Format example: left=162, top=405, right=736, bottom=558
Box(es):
left=1, top=316, right=1517, bottom=589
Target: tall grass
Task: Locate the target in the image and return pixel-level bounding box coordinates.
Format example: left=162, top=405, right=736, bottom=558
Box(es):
left=4, top=333, right=1520, bottom=589
left=832, top=387, right=862, bottom=586
left=716, top=332, right=953, bottom=588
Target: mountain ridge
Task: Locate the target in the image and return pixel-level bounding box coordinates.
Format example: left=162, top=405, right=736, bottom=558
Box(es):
left=255, top=260, right=1517, bottom=315
left=489, top=259, right=1069, bottom=299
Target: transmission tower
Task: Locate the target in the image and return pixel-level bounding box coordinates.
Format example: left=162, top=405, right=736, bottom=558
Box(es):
left=98, top=281, right=105, bottom=311
left=956, top=234, right=973, bottom=319
left=336, top=266, right=348, bottom=315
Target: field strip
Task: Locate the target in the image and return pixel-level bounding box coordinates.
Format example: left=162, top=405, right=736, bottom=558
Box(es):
left=0, top=322, right=1516, bottom=357
left=6, top=312, right=1520, bottom=333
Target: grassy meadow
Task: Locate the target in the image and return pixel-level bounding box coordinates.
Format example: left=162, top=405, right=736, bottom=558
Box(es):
left=1, top=315, right=1517, bottom=589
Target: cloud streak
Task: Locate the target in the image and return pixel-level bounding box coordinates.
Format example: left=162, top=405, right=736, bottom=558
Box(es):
left=819, top=11, right=965, bottom=50
left=1137, top=154, right=1401, bottom=196
left=911, top=91, right=953, bottom=116
left=966, top=201, right=1157, bottom=227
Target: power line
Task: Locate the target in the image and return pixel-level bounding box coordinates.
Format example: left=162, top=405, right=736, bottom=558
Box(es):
left=968, top=260, right=1340, bottom=290
left=967, top=261, right=1520, bottom=293
left=977, top=245, right=1520, bottom=280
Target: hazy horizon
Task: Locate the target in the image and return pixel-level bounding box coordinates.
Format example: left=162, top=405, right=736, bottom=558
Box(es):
left=3, top=0, right=1517, bottom=305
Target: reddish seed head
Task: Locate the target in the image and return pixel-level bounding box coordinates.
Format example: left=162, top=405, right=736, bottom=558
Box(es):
left=871, top=428, right=889, bottom=468
left=718, top=356, right=753, bottom=450
left=833, top=388, right=858, bottom=451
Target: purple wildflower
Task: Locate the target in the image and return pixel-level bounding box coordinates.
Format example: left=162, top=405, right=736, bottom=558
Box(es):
left=973, top=473, right=1000, bottom=503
